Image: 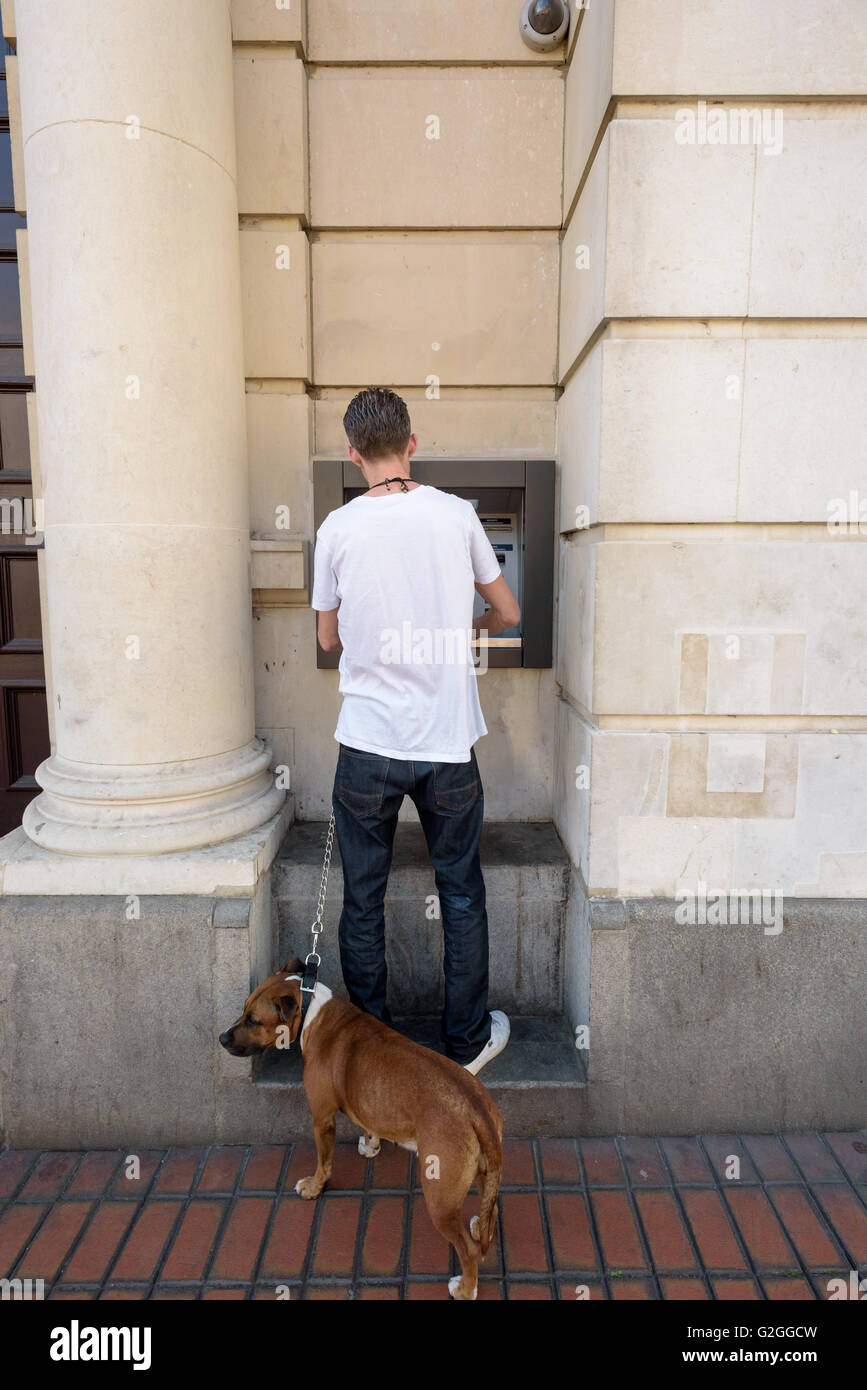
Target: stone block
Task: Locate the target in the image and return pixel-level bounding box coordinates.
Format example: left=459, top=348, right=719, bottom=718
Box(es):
left=557, top=343, right=602, bottom=532
left=560, top=337, right=744, bottom=525
left=593, top=540, right=867, bottom=715
left=231, top=0, right=305, bottom=45
left=556, top=540, right=596, bottom=712
left=246, top=388, right=312, bottom=536
left=315, top=388, right=556, bottom=459
left=552, top=697, right=593, bottom=882
left=612, top=0, right=867, bottom=98
left=312, top=233, right=559, bottom=386
left=599, top=896, right=867, bottom=1131
left=310, top=69, right=562, bottom=227
left=563, top=0, right=615, bottom=208
left=0, top=895, right=236, bottom=1145
left=307, top=0, right=564, bottom=63
left=577, top=728, right=867, bottom=900
left=240, top=223, right=311, bottom=379
left=563, top=0, right=867, bottom=206
left=561, top=119, right=756, bottom=368
left=559, top=126, right=610, bottom=375
left=234, top=53, right=307, bottom=216
left=750, top=119, right=867, bottom=316
left=738, top=340, right=867, bottom=521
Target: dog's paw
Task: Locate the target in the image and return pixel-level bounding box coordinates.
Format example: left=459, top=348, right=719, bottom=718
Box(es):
left=294, top=1176, right=322, bottom=1200
left=358, top=1134, right=381, bottom=1158
left=448, top=1275, right=478, bottom=1301
left=470, top=1215, right=480, bottom=1241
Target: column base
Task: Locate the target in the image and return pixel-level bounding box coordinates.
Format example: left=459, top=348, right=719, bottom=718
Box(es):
left=1, top=798, right=292, bottom=897
left=22, top=738, right=286, bottom=856
left=0, top=806, right=293, bottom=1146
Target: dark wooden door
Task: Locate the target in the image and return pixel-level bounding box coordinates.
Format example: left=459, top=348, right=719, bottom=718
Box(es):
left=0, top=39, right=49, bottom=836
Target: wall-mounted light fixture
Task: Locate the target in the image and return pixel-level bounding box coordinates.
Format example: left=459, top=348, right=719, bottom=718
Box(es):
left=519, top=0, right=570, bottom=52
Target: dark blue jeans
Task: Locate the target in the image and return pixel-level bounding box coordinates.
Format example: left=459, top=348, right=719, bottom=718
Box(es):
left=332, top=742, right=491, bottom=1065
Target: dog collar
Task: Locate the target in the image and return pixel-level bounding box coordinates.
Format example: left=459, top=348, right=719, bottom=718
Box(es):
left=299, top=957, right=319, bottom=1030
left=284, top=959, right=320, bottom=1045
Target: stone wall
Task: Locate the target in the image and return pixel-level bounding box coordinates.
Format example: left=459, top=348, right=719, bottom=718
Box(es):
left=231, top=0, right=563, bottom=820
left=557, top=0, right=867, bottom=901
left=555, top=0, right=867, bottom=1127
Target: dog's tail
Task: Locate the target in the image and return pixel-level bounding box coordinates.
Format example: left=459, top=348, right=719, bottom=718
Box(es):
left=474, top=1109, right=502, bottom=1255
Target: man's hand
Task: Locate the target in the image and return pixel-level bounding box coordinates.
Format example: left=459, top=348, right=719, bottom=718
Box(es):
left=472, top=575, right=520, bottom=638
left=317, top=606, right=342, bottom=652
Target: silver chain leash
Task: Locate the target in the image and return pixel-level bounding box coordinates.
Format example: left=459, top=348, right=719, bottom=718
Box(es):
left=307, top=809, right=335, bottom=966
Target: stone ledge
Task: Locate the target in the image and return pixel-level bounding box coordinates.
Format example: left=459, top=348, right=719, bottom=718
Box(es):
left=589, top=898, right=628, bottom=930
left=277, top=819, right=569, bottom=872
left=0, top=801, right=293, bottom=897
left=590, top=896, right=867, bottom=929
left=257, top=1014, right=587, bottom=1139
left=250, top=536, right=309, bottom=605
left=274, top=821, right=572, bottom=926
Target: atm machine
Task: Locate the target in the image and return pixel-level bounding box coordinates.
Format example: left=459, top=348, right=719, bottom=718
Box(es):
left=313, top=459, right=554, bottom=668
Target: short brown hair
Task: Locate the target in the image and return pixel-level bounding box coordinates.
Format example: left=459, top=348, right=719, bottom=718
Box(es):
left=343, top=388, right=412, bottom=462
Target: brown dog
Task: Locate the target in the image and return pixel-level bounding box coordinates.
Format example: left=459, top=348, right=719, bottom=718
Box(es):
left=220, top=957, right=502, bottom=1300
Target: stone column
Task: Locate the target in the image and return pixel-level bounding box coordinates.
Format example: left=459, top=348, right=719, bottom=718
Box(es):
left=15, top=0, right=284, bottom=854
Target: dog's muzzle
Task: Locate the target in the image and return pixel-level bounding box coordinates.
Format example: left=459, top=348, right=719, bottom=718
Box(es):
left=219, top=1030, right=262, bottom=1058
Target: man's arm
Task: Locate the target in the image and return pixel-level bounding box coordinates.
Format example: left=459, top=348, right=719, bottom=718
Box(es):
left=317, top=606, right=342, bottom=652
left=472, top=574, right=520, bottom=638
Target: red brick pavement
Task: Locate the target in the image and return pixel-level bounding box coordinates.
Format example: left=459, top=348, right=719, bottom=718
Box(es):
left=0, top=1134, right=864, bottom=1300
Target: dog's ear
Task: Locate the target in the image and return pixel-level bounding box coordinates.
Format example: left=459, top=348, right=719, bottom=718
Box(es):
left=272, top=980, right=300, bottom=1025
left=276, top=994, right=298, bottom=1025
left=279, top=955, right=305, bottom=976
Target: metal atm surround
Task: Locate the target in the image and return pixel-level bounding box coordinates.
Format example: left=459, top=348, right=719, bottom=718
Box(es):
left=312, top=459, right=555, bottom=669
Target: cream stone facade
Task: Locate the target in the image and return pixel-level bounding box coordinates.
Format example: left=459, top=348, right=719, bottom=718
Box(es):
left=0, top=1, right=864, bottom=1143
left=558, top=3, right=867, bottom=909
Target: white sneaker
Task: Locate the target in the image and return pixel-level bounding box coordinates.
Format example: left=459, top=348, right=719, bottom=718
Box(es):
left=463, top=1011, right=510, bottom=1076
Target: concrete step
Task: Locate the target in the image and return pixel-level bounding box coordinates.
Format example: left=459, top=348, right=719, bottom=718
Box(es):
left=273, top=821, right=570, bottom=1015
left=256, top=1013, right=587, bottom=1138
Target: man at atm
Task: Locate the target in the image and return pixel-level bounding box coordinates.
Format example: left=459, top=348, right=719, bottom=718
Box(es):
left=312, top=387, right=521, bottom=1075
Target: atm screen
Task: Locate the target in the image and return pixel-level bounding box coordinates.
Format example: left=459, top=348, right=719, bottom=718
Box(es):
left=468, top=504, right=522, bottom=640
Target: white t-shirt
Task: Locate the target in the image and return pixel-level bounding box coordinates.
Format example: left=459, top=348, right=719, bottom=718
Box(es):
left=311, top=484, right=502, bottom=763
